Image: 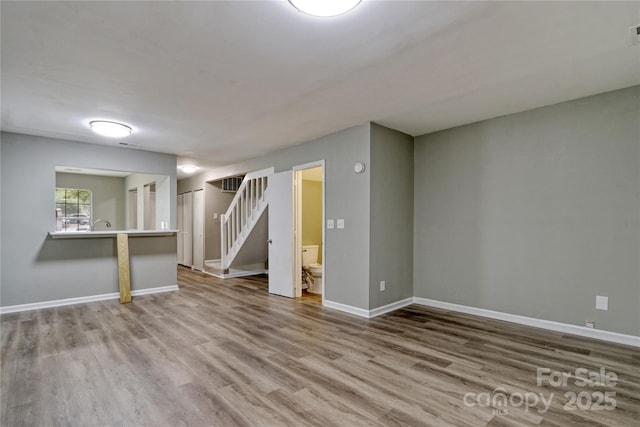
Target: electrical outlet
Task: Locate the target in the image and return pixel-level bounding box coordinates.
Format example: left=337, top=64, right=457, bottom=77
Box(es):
left=337, top=219, right=345, bottom=229
left=596, top=296, right=608, bottom=311
left=629, top=24, right=640, bottom=46
left=327, top=219, right=334, bottom=229
left=585, top=320, right=595, bottom=329
left=380, top=280, right=386, bottom=291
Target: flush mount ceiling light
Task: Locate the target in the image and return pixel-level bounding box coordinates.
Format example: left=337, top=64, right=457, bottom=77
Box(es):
left=289, top=0, right=362, bottom=17
left=89, top=120, right=132, bottom=138
left=179, top=165, right=199, bottom=174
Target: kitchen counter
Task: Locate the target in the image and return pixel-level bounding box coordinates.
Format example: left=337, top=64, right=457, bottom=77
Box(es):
left=49, top=230, right=177, bottom=239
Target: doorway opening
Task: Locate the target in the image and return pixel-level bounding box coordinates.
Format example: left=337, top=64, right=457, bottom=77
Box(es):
left=128, top=188, right=138, bottom=229
left=143, top=183, right=156, bottom=230
left=293, top=162, right=325, bottom=304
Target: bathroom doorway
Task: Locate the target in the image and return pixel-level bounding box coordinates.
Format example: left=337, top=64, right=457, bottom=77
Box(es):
left=293, top=161, right=325, bottom=303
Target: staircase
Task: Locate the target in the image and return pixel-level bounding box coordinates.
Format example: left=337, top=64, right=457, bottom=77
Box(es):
left=220, top=168, right=272, bottom=271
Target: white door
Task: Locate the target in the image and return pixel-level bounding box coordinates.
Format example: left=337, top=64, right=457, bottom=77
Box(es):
left=177, top=193, right=184, bottom=264
left=268, top=171, right=294, bottom=297
left=192, top=189, right=204, bottom=271
left=183, top=191, right=193, bottom=267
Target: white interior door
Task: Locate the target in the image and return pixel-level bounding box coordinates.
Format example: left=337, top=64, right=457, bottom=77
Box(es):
left=192, top=189, right=204, bottom=271
left=177, top=193, right=184, bottom=264
left=183, top=191, right=193, bottom=267
left=268, top=171, right=294, bottom=298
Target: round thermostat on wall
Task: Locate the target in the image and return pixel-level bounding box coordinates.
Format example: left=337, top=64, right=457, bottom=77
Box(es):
left=354, top=162, right=365, bottom=174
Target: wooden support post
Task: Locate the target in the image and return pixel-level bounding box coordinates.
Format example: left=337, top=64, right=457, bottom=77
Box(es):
left=117, top=233, right=132, bottom=304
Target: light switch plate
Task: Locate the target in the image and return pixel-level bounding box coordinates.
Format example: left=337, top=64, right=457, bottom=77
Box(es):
left=327, top=219, right=334, bottom=229
left=337, top=219, right=345, bottom=229
left=596, top=296, right=608, bottom=311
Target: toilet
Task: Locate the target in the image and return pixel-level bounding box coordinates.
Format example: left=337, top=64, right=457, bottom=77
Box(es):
left=302, top=245, right=323, bottom=294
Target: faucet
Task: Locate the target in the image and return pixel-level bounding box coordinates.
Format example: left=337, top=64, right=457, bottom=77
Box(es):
left=91, top=219, right=112, bottom=231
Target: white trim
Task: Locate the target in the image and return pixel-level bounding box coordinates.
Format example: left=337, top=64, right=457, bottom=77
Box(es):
left=49, top=230, right=177, bottom=239
left=293, top=169, right=303, bottom=297
left=292, top=160, right=325, bottom=172
left=244, top=167, right=274, bottom=180
left=323, top=297, right=414, bottom=319
left=321, top=164, right=325, bottom=305
left=322, top=296, right=639, bottom=346
left=0, top=285, right=179, bottom=314
left=323, top=299, right=370, bottom=318
left=204, top=269, right=267, bottom=279
left=131, top=285, right=180, bottom=297
left=369, top=297, right=414, bottom=318
left=413, top=297, right=640, bottom=348
left=1, top=292, right=121, bottom=314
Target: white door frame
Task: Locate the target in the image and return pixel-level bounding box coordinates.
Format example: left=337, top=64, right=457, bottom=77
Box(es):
left=192, top=189, right=205, bottom=271
left=293, top=160, right=325, bottom=302
left=177, top=193, right=184, bottom=264
left=182, top=191, right=193, bottom=267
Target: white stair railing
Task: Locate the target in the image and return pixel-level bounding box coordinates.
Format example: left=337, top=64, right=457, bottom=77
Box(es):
left=220, top=168, right=272, bottom=270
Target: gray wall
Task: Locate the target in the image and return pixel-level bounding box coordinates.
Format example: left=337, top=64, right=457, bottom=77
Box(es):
left=413, top=86, right=640, bottom=335
left=369, top=123, right=414, bottom=309
left=233, top=212, right=269, bottom=267
left=179, top=124, right=371, bottom=309
left=1, top=132, right=178, bottom=307
left=56, top=173, right=126, bottom=230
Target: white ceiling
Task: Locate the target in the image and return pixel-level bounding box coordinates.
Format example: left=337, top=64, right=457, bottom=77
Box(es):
left=2, top=1, right=639, bottom=177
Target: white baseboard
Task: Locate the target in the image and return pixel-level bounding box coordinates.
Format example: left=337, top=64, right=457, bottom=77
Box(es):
left=323, top=297, right=414, bottom=319
left=204, top=270, right=268, bottom=279
left=413, top=297, right=640, bottom=348
left=323, top=300, right=370, bottom=318
left=131, top=285, right=180, bottom=297
left=323, top=296, right=639, bottom=347
left=0, top=285, right=180, bottom=314
left=369, top=297, right=414, bottom=318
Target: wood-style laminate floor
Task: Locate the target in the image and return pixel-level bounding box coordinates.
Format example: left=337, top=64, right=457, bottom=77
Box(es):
left=2, top=266, right=638, bottom=426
